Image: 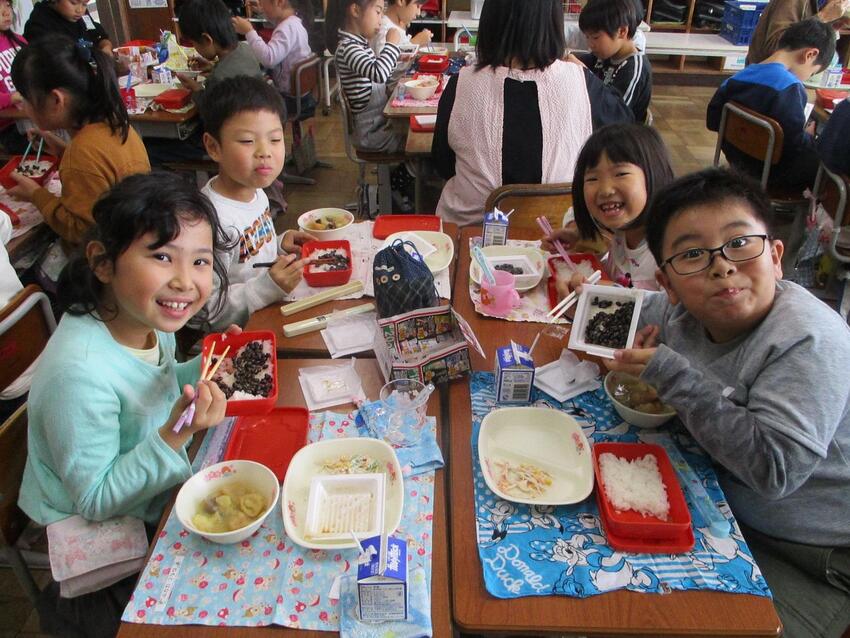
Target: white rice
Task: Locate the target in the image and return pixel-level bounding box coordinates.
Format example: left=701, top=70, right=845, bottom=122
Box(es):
left=599, top=452, right=669, bottom=520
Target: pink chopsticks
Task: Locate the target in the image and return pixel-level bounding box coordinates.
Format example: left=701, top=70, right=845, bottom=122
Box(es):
left=172, top=342, right=230, bottom=433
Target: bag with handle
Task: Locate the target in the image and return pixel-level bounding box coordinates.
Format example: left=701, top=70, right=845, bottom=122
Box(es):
left=373, top=239, right=437, bottom=318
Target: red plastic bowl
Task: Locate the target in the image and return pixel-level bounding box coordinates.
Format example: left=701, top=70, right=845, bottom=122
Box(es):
left=372, top=215, right=442, bottom=239
left=418, top=54, right=449, bottom=73
left=592, top=442, right=691, bottom=541
left=224, top=406, right=309, bottom=481
left=302, top=240, right=352, bottom=287
left=547, top=253, right=606, bottom=309
left=0, top=154, right=60, bottom=190
left=202, top=330, right=277, bottom=416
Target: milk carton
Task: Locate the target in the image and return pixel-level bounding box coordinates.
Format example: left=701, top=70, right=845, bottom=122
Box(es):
left=357, top=534, right=408, bottom=622
left=482, top=207, right=509, bottom=247
left=494, top=341, right=535, bottom=404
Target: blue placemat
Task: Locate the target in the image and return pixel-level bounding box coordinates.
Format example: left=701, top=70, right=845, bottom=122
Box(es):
left=470, top=372, right=772, bottom=599
left=123, top=411, right=437, bottom=630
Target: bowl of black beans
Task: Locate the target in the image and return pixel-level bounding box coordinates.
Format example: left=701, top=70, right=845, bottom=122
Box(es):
left=567, top=285, right=645, bottom=358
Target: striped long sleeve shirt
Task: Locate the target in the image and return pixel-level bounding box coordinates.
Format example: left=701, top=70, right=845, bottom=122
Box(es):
left=334, top=30, right=399, bottom=113
left=577, top=51, right=652, bottom=124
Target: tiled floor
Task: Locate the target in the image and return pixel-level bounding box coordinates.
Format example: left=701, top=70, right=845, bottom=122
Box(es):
left=0, top=84, right=716, bottom=637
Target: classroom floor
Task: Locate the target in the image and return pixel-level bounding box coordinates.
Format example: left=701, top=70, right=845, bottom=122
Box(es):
left=0, top=84, right=717, bottom=638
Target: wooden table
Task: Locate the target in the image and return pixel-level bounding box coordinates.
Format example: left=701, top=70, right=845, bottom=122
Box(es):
left=383, top=85, right=439, bottom=119
left=447, top=228, right=783, bottom=636
left=246, top=222, right=459, bottom=357
left=118, top=357, right=452, bottom=637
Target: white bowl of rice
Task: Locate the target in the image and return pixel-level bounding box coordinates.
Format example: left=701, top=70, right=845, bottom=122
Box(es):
left=604, top=372, right=675, bottom=429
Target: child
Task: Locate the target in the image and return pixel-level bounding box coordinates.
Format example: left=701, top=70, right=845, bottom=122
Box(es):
left=18, top=172, right=231, bottom=637
left=24, top=0, right=113, bottom=54
left=325, top=0, right=404, bottom=153
left=232, top=0, right=316, bottom=119
left=0, top=0, right=28, bottom=154
left=370, top=0, right=432, bottom=54
left=707, top=17, right=835, bottom=190
left=199, top=76, right=314, bottom=330
left=544, top=123, right=674, bottom=291
left=8, top=36, right=150, bottom=248
left=176, top=0, right=265, bottom=111
left=576, top=0, right=652, bottom=123
left=817, top=97, right=850, bottom=177
left=610, top=167, right=850, bottom=638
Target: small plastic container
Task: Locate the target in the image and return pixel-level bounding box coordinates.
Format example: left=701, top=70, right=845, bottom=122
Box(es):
left=417, top=54, right=449, bottom=73
left=593, top=442, right=692, bottom=542
left=224, top=406, right=309, bottom=481
left=302, top=240, right=352, bottom=287
left=486, top=254, right=542, bottom=290
left=372, top=215, right=442, bottom=239
left=0, top=154, right=60, bottom=190
left=202, top=330, right=277, bottom=416
left=119, top=87, right=137, bottom=110
left=304, top=473, right=385, bottom=540
left=153, top=87, right=192, bottom=110
left=567, top=284, right=644, bottom=359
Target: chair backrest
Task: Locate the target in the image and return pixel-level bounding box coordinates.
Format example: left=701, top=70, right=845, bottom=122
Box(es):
left=713, top=101, right=784, bottom=190
left=0, top=404, right=29, bottom=549
left=290, top=53, right=321, bottom=120
left=0, top=285, right=56, bottom=394
left=813, top=163, right=850, bottom=263
left=484, top=183, right=574, bottom=233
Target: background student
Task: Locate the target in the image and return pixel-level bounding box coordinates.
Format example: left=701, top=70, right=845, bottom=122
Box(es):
left=19, top=173, right=232, bottom=638
left=747, top=0, right=848, bottom=65
left=7, top=36, right=150, bottom=248
left=612, top=167, right=850, bottom=638
left=432, top=0, right=633, bottom=227
left=575, top=0, right=652, bottom=123
left=198, top=76, right=313, bottom=330
left=370, top=0, right=432, bottom=54
left=232, top=0, right=316, bottom=119
left=24, top=0, right=113, bottom=55
left=544, top=123, right=674, bottom=291
left=707, top=18, right=834, bottom=190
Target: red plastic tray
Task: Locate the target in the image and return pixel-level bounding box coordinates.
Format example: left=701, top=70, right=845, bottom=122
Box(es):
left=302, top=239, right=352, bottom=287
left=372, top=214, right=442, bottom=239
left=224, top=406, right=309, bottom=481
left=547, top=253, right=607, bottom=309
left=816, top=88, right=849, bottom=110
left=202, top=330, right=277, bottom=417
left=409, top=115, right=435, bottom=133
left=600, top=511, right=695, bottom=554
left=122, top=39, right=156, bottom=47
left=0, top=154, right=60, bottom=190
left=593, top=442, right=692, bottom=542
left=418, top=54, right=449, bottom=73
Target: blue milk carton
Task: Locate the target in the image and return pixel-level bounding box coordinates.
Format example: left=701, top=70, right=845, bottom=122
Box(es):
left=482, top=207, right=509, bottom=247
left=357, top=534, right=408, bottom=621
left=494, top=341, right=535, bottom=404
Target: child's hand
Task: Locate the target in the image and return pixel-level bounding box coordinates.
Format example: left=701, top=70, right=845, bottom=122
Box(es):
left=805, top=120, right=817, bottom=135
left=281, top=229, right=316, bottom=255
left=386, top=29, right=402, bottom=45
left=7, top=172, right=40, bottom=201
left=10, top=92, right=21, bottom=105
left=159, top=381, right=227, bottom=449
left=177, top=73, right=203, bottom=91
left=542, top=227, right=578, bottom=253
left=555, top=271, right=587, bottom=301
left=269, top=253, right=308, bottom=293
left=189, top=55, right=214, bottom=72
left=411, top=29, right=433, bottom=45
left=604, top=325, right=660, bottom=377
left=224, top=324, right=243, bottom=337
left=232, top=16, right=253, bottom=35
left=818, top=0, right=849, bottom=22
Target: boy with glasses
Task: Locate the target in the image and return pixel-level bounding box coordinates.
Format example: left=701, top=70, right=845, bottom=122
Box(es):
left=609, top=167, right=850, bottom=638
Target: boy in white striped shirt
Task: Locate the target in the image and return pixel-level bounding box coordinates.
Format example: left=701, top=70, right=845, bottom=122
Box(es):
left=574, top=0, right=652, bottom=124
left=325, top=0, right=405, bottom=152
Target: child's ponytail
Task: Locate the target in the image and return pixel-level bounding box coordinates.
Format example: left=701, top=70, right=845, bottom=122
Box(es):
left=10, top=36, right=130, bottom=142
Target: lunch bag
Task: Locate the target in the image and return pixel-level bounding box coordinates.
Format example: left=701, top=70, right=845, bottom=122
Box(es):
left=373, top=239, right=438, bottom=318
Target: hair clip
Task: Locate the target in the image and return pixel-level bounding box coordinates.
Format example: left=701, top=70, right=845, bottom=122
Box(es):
left=75, top=38, right=97, bottom=70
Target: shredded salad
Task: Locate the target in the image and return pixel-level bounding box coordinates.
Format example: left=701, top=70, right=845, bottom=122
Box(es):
left=493, top=458, right=553, bottom=498
left=320, top=454, right=381, bottom=475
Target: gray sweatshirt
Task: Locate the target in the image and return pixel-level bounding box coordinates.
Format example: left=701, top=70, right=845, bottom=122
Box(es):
left=639, top=280, right=850, bottom=546
left=192, top=42, right=265, bottom=111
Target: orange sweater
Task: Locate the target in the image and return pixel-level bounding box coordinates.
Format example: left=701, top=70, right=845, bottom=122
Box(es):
left=31, top=122, right=150, bottom=246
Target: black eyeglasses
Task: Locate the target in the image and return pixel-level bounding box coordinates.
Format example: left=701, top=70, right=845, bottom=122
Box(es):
left=662, top=234, right=769, bottom=275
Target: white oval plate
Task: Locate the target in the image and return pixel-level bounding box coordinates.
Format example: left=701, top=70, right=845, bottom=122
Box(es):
left=281, top=438, right=404, bottom=549
left=478, top=407, right=594, bottom=505
left=469, top=245, right=546, bottom=292
left=383, top=230, right=454, bottom=274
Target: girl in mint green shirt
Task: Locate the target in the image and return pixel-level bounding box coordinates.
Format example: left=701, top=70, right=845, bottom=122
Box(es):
left=19, top=172, right=235, bottom=636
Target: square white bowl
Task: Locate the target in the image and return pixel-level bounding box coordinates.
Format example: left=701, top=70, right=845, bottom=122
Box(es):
left=304, top=473, right=385, bottom=540
left=568, top=284, right=644, bottom=359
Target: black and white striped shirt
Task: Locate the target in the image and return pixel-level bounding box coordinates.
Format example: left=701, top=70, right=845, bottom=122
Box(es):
left=335, top=30, right=399, bottom=113
left=578, top=51, right=652, bottom=124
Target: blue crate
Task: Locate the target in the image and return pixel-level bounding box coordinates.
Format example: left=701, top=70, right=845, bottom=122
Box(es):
left=721, top=0, right=767, bottom=45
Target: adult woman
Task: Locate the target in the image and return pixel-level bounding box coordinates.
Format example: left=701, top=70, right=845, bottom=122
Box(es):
left=746, top=0, right=849, bottom=65
left=432, top=0, right=633, bottom=227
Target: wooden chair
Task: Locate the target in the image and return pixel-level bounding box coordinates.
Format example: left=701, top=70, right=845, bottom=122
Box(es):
left=0, top=285, right=55, bottom=395
left=712, top=101, right=807, bottom=208
left=338, top=91, right=406, bottom=217
left=0, top=404, right=40, bottom=604
left=812, top=163, right=850, bottom=264
left=484, top=182, right=574, bottom=233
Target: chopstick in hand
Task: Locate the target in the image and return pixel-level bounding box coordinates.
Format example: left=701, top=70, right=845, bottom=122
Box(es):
left=252, top=261, right=276, bottom=268
left=547, top=269, right=602, bottom=322
left=172, top=343, right=231, bottom=433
